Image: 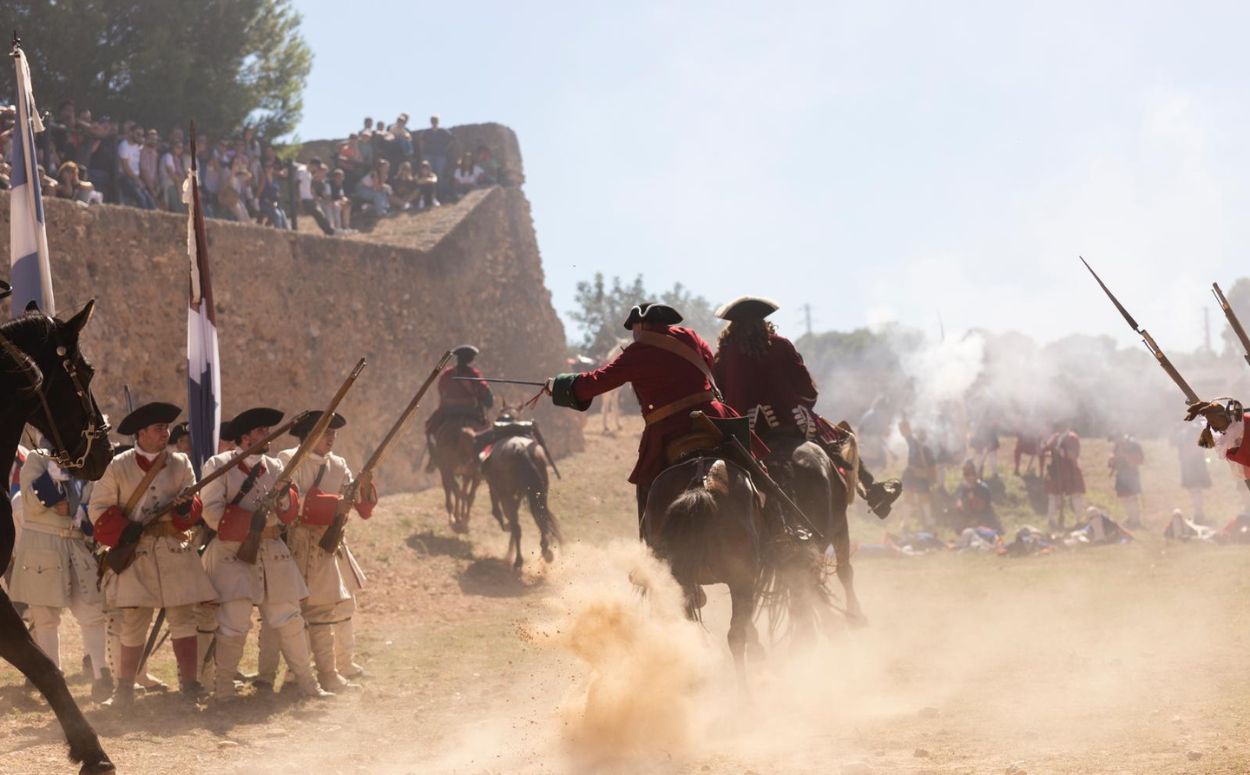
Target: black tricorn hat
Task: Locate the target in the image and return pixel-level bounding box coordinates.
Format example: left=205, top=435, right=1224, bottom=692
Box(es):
left=452, top=344, right=480, bottom=362
left=623, top=302, right=682, bottom=330
left=290, top=411, right=346, bottom=440
left=715, top=296, right=779, bottom=322
left=223, top=407, right=284, bottom=442
left=167, top=421, right=190, bottom=446
left=117, top=402, right=182, bottom=436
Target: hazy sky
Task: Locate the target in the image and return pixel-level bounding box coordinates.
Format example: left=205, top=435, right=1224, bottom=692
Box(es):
left=292, top=0, right=1250, bottom=351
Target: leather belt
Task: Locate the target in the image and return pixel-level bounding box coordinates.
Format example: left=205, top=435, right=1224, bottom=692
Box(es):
left=21, top=521, right=84, bottom=539
left=643, top=391, right=715, bottom=427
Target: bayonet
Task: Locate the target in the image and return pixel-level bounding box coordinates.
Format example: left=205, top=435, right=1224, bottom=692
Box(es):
left=1081, top=257, right=1200, bottom=404
left=1212, top=283, right=1250, bottom=368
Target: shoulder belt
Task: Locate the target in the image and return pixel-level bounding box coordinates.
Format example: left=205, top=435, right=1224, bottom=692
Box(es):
left=229, top=462, right=265, bottom=507
left=632, top=331, right=723, bottom=401
left=123, top=453, right=167, bottom=519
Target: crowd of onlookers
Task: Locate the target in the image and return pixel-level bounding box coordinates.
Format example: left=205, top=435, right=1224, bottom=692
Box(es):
left=0, top=101, right=517, bottom=235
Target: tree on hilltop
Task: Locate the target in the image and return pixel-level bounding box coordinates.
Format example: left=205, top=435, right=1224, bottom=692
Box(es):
left=569, top=273, right=721, bottom=358
left=5, top=0, right=311, bottom=137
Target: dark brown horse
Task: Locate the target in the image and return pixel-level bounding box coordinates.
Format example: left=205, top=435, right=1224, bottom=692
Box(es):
left=481, top=435, right=562, bottom=569
left=641, top=452, right=765, bottom=687
left=433, top=420, right=482, bottom=534
left=1, top=302, right=115, bottom=774
left=762, top=434, right=864, bottom=634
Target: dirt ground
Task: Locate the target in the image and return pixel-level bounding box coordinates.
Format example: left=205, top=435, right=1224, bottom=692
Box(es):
left=3, top=420, right=1250, bottom=774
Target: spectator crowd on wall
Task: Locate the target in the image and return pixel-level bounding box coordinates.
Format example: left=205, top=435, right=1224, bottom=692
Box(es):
left=0, top=102, right=519, bottom=235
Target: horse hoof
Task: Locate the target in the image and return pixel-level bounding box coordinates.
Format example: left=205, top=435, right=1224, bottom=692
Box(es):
left=80, top=760, right=116, bottom=775
left=541, top=548, right=555, bottom=563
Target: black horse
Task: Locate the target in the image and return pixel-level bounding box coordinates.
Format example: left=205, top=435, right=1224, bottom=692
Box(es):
left=481, top=434, right=562, bottom=569
left=763, top=434, right=864, bottom=638
left=1, top=301, right=115, bottom=774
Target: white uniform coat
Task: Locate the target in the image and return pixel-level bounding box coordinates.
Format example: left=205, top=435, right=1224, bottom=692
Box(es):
left=199, top=451, right=308, bottom=606
left=87, top=449, right=217, bottom=609
left=9, top=452, right=101, bottom=609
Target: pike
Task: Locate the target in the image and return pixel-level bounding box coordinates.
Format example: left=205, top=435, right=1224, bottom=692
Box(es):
left=319, top=351, right=453, bottom=553
left=102, top=413, right=311, bottom=574
left=1080, top=257, right=1200, bottom=404
left=1212, top=283, right=1250, bottom=367
left=237, top=357, right=367, bottom=564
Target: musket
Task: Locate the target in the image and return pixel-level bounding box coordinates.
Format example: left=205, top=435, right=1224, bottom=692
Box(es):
left=531, top=421, right=561, bottom=480
left=453, top=377, right=547, bottom=387
left=690, top=411, right=825, bottom=543
left=319, top=351, right=453, bottom=554
left=1212, top=283, right=1250, bottom=368
left=1080, top=257, right=1200, bottom=404
left=237, top=358, right=367, bottom=564
left=102, top=413, right=309, bottom=574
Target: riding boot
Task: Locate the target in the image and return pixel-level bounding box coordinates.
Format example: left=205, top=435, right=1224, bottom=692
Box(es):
left=310, top=623, right=359, bottom=691
left=334, top=617, right=365, bottom=679
left=106, top=644, right=143, bottom=708
left=212, top=635, right=246, bottom=702
left=254, top=619, right=281, bottom=690
left=276, top=618, right=334, bottom=699
left=425, top=433, right=438, bottom=473
left=864, top=479, right=903, bottom=519
left=172, top=636, right=206, bottom=698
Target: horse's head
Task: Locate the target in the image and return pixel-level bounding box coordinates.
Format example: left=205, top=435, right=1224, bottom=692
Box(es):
left=2, top=301, right=112, bottom=480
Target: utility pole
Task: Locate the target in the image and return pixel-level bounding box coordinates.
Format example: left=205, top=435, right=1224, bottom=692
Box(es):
left=801, top=304, right=813, bottom=337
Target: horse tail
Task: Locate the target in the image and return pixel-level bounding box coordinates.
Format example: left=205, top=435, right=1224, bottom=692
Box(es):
left=661, top=480, right=721, bottom=622
left=525, top=443, right=562, bottom=543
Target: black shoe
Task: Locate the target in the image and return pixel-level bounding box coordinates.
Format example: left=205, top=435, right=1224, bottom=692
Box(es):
left=104, top=683, right=135, bottom=709
left=180, top=681, right=210, bottom=701
left=866, top=479, right=903, bottom=519
left=91, top=669, right=115, bottom=703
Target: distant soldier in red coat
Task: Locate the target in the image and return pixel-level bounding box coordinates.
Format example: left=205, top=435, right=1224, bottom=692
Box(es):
left=1041, top=421, right=1086, bottom=529
left=425, top=344, right=494, bottom=470
left=547, top=302, right=764, bottom=517
left=711, top=296, right=901, bottom=518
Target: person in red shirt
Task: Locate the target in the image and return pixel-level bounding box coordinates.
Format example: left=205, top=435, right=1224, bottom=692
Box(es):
left=425, top=345, right=494, bottom=471
left=712, top=297, right=900, bottom=518
left=548, top=302, right=764, bottom=518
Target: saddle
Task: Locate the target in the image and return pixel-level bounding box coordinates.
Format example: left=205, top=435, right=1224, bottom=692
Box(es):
left=663, top=416, right=751, bottom=466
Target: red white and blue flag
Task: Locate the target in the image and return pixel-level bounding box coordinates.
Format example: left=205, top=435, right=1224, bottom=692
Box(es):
left=184, top=124, right=220, bottom=475
left=8, top=40, right=54, bottom=316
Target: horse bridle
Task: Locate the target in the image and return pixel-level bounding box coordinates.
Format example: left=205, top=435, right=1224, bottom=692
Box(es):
left=0, top=322, right=110, bottom=470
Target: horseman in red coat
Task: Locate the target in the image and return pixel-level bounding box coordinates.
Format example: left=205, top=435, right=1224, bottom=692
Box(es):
left=711, top=296, right=901, bottom=518
left=425, top=345, right=494, bottom=471
left=547, top=302, right=765, bottom=518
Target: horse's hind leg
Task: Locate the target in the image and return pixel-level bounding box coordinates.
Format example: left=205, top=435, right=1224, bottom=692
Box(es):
left=830, top=505, right=866, bottom=626
left=0, top=590, right=114, bottom=774
left=727, top=583, right=756, bottom=696
left=507, top=496, right=523, bottom=570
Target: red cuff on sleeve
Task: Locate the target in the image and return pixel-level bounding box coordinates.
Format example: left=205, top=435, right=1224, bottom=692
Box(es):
left=170, top=496, right=203, bottom=531
left=354, top=484, right=379, bottom=519
left=277, top=485, right=300, bottom=525
left=93, top=505, right=129, bottom=548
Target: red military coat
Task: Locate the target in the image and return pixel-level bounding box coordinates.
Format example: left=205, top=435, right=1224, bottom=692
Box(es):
left=714, top=333, right=818, bottom=431
left=572, top=325, right=760, bottom=486
left=437, top=365, right=490, bottom=408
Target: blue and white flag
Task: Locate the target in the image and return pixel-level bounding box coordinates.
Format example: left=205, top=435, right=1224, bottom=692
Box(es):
left=8, top=42, right=54, bottom=316
left=184, top=125, right=220, bottom=476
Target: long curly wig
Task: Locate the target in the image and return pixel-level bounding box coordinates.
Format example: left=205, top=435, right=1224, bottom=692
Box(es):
left=716, top=318, right=775, bottom=361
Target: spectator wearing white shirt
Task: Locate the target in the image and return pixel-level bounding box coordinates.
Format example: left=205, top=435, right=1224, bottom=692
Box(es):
left=116, top=124, right=155, bottom=209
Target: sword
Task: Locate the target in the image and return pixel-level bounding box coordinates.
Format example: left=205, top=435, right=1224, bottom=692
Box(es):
left=1080, top=257, right=1201, bottom=404
left=453, top=377, right=547, bottom=387
left=1213, top=283, right=1250, bottom=368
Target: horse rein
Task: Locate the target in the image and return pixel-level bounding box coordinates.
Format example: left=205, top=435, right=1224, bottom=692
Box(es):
left=0, top=323, right=110, bottom=470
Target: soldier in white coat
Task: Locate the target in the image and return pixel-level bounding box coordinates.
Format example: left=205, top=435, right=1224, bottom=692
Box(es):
left=10, top=448, right=112, bottom=701
left=88, top=403, right=218, bottom=706
left=264, top=411, right=376, bottom=691
left=199, top=407, right=331, bottom=701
